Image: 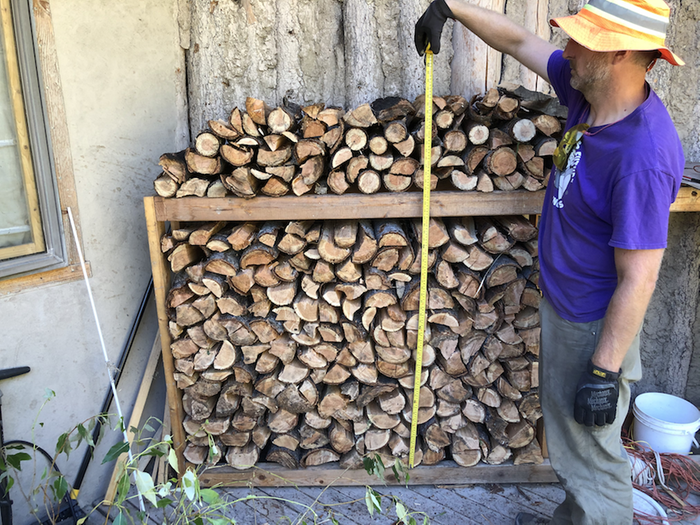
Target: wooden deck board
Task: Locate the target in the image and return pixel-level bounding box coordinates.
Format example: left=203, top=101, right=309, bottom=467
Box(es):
left=294, top=486, right=369, bottom=525
left=333, top=484, right=470, bottom=525
left=411, top=484, right=531, bottom=524
left=516, top=484, right=566, bottom=515
left=96, top=481, right=700, bottom=524
left=296, top=485, right=392, bottom=525
left=197, top=460, right=558, bottom=487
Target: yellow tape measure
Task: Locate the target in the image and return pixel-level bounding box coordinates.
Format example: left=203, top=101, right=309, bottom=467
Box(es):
left=409, top=48, right=433, bottom=468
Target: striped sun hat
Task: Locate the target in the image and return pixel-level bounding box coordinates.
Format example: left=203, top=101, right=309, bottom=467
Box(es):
left=551, top=0, right=684, bottom=66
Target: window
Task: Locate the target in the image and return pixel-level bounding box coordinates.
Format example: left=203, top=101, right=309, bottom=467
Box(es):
left=1, top=0, right=46, bottom=261
left=0, top=0, right=83, bottom=287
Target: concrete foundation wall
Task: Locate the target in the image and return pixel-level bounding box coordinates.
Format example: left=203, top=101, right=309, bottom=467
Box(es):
left=0, top=0, right=187, bottom=519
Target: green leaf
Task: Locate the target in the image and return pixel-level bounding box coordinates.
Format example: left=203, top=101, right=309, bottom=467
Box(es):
left=2, top=476, right=14, bottom=494
left=158, top=482, right=173, bottom=498
left=102, top=441, right=130, bottom=464
left=77, top=518, right=87, bottom=525
left=112, top=511, right=127, bottom=525
left=55, top=433, right=68, bottom=454
left=44, top=388, right=56, bottom=400
left=423, top=516, right=429, bottom=525
left=134, top=470, right=157, bottom=506
left=56, top=432, right=73, bottom=458
left=362, top=456, right=375, bottom=474
left=77, top=423, right=95, bottom=448
left=365, top=489, right=375, bottom=517
left=375, top=455, right=386, bottom=478
left=182, top=468, right=197, bottom=501
left=6, top=452, right=31, bottom=470
left=168, top=448, right=179, bottom=472
left=52, top=475, right=69, bottom=501
left=200, top=488, right=220, bottom=505
left=409, top=517, right=417, bottom=525
left=396, top=501, right=407, bottom=521
left=193, top=518, right=203, bottom=525
left=115, top=471, right=130, bottom=505
left=331, top=517, right=339, bottom=525
left=370, top=489, right=381, bottom=512
left=156, top=497, right=174, bottom=509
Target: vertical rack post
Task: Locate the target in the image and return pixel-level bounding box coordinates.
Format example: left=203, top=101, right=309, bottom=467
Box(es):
left=144, top=196, right=186, bottom=475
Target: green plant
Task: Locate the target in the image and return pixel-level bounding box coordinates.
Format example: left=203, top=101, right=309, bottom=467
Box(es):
left=2, top=393, right=432, bottom=525
left=0, top=388, right=111, bottom=524
left=362, top=455, right=430, bottom=525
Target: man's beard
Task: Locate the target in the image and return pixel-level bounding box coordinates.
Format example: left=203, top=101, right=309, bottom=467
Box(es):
left=569, top=53, right=613, bottom=96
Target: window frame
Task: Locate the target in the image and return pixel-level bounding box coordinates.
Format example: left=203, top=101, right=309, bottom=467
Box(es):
left=0, top=0, right=86, bottom=292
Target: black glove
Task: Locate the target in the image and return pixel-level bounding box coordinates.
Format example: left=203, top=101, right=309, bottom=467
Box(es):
left=574, top=360, right=621, bottom=427
left=414, top=0, right=454, bottom=55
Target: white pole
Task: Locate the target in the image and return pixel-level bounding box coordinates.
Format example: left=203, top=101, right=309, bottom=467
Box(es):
left=66, top=207, right=145, bottom=512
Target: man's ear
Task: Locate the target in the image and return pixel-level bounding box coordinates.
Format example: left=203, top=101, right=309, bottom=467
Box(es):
left=612, top=50, right=633, bottom=65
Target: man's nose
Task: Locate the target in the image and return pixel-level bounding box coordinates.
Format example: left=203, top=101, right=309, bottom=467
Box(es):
left=562, top=38, right=578, bottom=60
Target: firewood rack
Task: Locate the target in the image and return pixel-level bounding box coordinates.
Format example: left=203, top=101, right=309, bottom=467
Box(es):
left=143, top=186, right=699, bottom=486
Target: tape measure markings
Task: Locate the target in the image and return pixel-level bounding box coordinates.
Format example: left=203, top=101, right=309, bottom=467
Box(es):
left=409, top=48, right=433, bottom=469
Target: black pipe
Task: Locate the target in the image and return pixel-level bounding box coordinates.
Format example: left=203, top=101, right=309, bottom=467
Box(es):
left=71, top=277, right=154, bottom=492
left=0, top=368, right=30, bottom=382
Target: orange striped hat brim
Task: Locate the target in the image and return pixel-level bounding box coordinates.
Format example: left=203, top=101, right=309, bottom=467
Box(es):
left=550, top=0, right=683, bottom=66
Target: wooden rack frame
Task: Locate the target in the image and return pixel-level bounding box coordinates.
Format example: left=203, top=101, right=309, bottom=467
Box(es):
left=144, top=186, right=699, bottom=486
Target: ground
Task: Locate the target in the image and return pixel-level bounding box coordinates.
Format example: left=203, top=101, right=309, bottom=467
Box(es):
left=91, top=481, right=700, bottom=524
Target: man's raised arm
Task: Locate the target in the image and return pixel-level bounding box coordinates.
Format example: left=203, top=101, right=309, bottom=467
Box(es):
left=415, top=0, right=558, bottom=83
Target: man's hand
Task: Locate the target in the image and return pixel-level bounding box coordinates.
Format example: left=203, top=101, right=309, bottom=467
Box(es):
left=414, top=0, right=454, bottom=55
left=574, top=360, right=620, bottom=427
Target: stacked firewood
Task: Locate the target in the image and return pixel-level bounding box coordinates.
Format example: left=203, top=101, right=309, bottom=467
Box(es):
left=154, top=87, right=562, bottom=199
left=164, top=214, right=544, bottom=470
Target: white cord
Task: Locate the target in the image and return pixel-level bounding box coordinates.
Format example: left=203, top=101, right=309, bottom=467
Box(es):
left=630, top=454, right=655, bottom=487
left=66, top=208, right=145, bottom=512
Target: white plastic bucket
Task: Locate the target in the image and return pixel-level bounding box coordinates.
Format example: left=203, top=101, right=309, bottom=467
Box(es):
left=632, top=392, right=700, bottom=455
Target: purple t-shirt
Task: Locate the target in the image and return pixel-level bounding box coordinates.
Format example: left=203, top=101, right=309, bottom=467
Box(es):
left=539, top=50, right=684, bottom=322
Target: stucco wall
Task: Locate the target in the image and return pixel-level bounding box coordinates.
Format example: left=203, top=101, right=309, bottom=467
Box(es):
left=0, top=0, right=187, bottom=519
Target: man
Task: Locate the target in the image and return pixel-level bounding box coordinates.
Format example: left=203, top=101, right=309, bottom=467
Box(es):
left=415, top=1, right=685, bottom=524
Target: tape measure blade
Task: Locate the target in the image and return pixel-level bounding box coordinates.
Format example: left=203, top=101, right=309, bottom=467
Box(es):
left=409, top=50, right=433, bottom=469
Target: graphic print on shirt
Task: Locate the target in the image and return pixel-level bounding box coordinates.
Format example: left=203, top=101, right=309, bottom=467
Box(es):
left=552, top=141, right=582, bottom=209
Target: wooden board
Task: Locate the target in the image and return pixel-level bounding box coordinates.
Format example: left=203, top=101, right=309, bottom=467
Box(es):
left=197, top=460, right=558, bottom=487
left=144, top=197, right=187, bottom=475
left=153, top=186, right=699, bottom=223
left=104, top=334, right=162, bottom=503
left=154, top=191, right=547, bottom=222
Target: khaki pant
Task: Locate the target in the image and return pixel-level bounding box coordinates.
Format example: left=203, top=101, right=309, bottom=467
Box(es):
left=539, top=297, right=642, bottom=525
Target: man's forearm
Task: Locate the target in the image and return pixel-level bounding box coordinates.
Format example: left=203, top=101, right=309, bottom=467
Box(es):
left=592, top=249, right=664, bottom=372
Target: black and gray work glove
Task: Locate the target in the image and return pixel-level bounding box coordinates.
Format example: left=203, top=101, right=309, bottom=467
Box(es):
left=574, top=360, right=621, bottom=427
left=414, top=0, right=454, bottom=55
